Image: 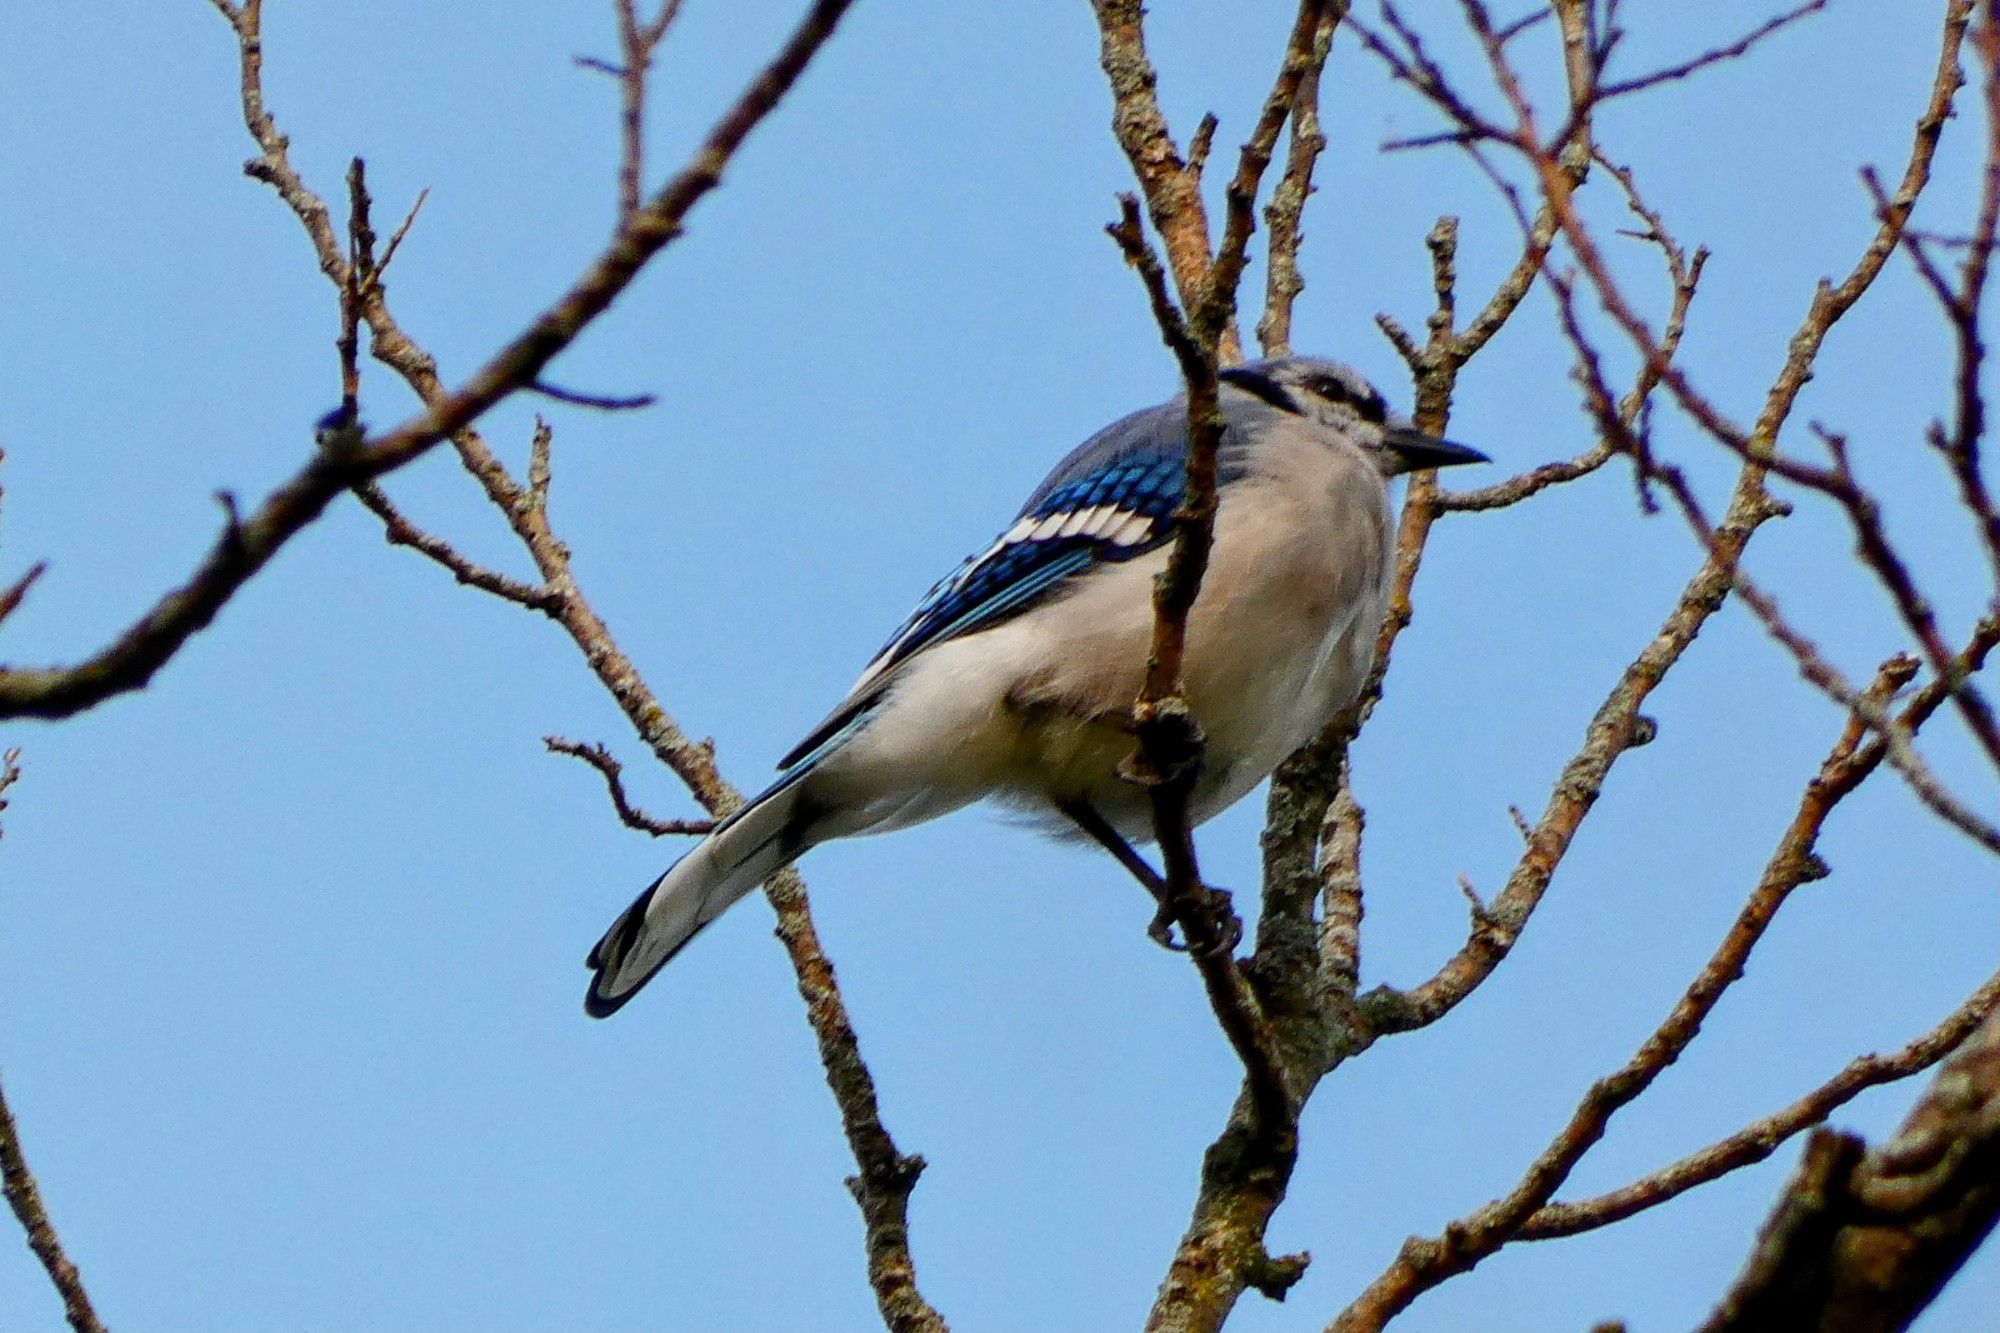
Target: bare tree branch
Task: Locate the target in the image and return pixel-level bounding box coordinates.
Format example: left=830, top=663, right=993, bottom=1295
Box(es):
left=0, top=562, right=46, bottom=629
left=607, top=0, right=690, bottom=222
left=0, top=1078, right=105, bottom=1333
left=26, top=3, right=1983, bottom=1329
left=1104, top=195, right=1292, bottom=1195
left=202, top=3, right=946, bottom=1324
left=353, top=482, right=562, bottom=613
left=545, top=736, right=715, bottom=836
left=1355, top=470, right=1783, bottom=1039
left=1257, top=6, right=1341, bottom=357
left=1516, top=8, right=2000, bottom=784
left=1317, top=4, right=2000, bottom=1326
left=1367, top=0, right=1998, bottom=838
left=1097, top=2, right=1352, bottom=1134
left=1332, top=626, right=1997, bottom=1327
left=1595, top=0, right=1827, bottom=100
left=1090, top=8, right=1401, bottom=1329
left=0, top=0, right=858, bottom=724
left=1528, top=970, right=2000, bottom=1242
left=0, top=755, right=107, bottom=1333
left=360, top=347, right=948, bottom=1333
left=1289, top=4, right=1605, bottom=1055
left=1540, top=259, right=2000, bottom=857
left=526, top=379, right=659, bottom=412
left=1089, top=0, right=1223, bottom=353
left=1700, top=1000, right=2000, bottom=1332
left=1439, top=156, right=1708, bottom=514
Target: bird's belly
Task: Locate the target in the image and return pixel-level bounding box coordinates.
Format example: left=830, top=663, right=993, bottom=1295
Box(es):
left=1182, top=596, right=1380, bottom=824
left=999, top=529, right=1385, bottom=840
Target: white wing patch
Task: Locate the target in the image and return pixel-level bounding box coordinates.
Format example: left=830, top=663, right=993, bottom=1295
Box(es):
left=1109, top=513, right=1155, bottom=546
left=847, top=502, right=1164, bottom=695
left=964, top=505, right=1154, bottom=571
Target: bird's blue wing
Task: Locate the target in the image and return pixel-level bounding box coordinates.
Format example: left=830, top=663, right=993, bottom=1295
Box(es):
left=775, top=398, right=1249, bottom=772
left=865, top=453, right=1184, bottom=663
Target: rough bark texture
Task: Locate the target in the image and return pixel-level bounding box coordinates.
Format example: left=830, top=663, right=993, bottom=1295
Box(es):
left=1702, top=1005, right=2000, bottom=1332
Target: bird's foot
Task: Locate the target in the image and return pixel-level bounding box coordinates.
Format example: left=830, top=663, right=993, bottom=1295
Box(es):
left=1147, top=883, right=1243, bottom=958
left=1191, top=886, right=1245, bottom=958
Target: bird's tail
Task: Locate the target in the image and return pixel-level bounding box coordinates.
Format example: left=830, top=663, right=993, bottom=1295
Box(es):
left=585, top=777, right=813, bottom=1017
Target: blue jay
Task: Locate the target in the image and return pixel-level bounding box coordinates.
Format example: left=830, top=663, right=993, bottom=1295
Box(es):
left=586, top=356, right=1485, bottom=1015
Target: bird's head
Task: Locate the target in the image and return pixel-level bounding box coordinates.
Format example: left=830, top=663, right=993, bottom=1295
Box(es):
left=1224, top=356, right=1489, bottom=478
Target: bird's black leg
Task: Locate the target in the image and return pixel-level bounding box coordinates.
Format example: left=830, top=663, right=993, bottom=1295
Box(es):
left=1057, top=799, right=1186, bottom=951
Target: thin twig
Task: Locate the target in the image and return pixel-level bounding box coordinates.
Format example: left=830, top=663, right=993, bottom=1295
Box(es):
left=0, top=1079, right=106, bottom=1333
left=1544, top=260, right=2000, bottom=856
left=353, top=483, right=563, bottom=612
left=0, top=755, right=109, bottom=1333
left=1872, top=11, right=2000, bottom=589
left=528, top=418, right=555, bottom=513
left=1089, top=0, right=1222, bottom=346
left=545, top=736, right=714, bottom=836
left=527, top=380, right=659, bottom=411
left=610, top=0, right=689, bottom=221
left=341, top=158, right=373, bottom=417
left=1440, top=156, right=1708, bottom=514
left=372, top=186, right=430, bottom=286
left=1322, top=2, right=1609, bottom=1049
left=1256, top=7, right=1341, bottom=356
left=1596, top=0, right=1827, bottom=100
left=1520, top=6, right=2000, bottom=780
left=0, top=562, right=47, bottom=627
left=1198, top=0, right=1344, bottom=356
left=1373, top=0, right=1997, bottom=847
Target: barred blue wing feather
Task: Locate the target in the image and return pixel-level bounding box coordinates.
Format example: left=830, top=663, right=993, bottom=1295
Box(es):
left=863, top=452, right=1183, bottom=668
left=772, top=402, right=1231, bottom=772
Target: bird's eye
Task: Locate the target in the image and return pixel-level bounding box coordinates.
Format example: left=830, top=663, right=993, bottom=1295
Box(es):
left=1307, top=375, right=1386, bottom=425
left=1306, top=375, right=1349, bottom=404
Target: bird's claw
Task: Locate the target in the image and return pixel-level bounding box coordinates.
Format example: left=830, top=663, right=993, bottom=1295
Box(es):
left=1193, top=897, right=1244, bottom=958
left=1146, top=884, right=1242, bottom=957
left=1148, top=901, right=1190, bottom=952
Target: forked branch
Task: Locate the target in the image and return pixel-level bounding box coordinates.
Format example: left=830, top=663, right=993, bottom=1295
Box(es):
left=0, top=0, right=858, bottom=724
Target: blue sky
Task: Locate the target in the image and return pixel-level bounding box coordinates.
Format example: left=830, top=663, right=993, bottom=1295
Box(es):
left=0, top=2, right=1994, bottom=1329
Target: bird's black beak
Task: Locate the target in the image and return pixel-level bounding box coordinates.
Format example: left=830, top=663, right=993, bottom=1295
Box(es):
left=1384, top=425, right=1488, bottom=473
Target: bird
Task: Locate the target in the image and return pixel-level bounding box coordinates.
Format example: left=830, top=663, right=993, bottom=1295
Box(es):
left=584, top=355, right=1486, bottom=1016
